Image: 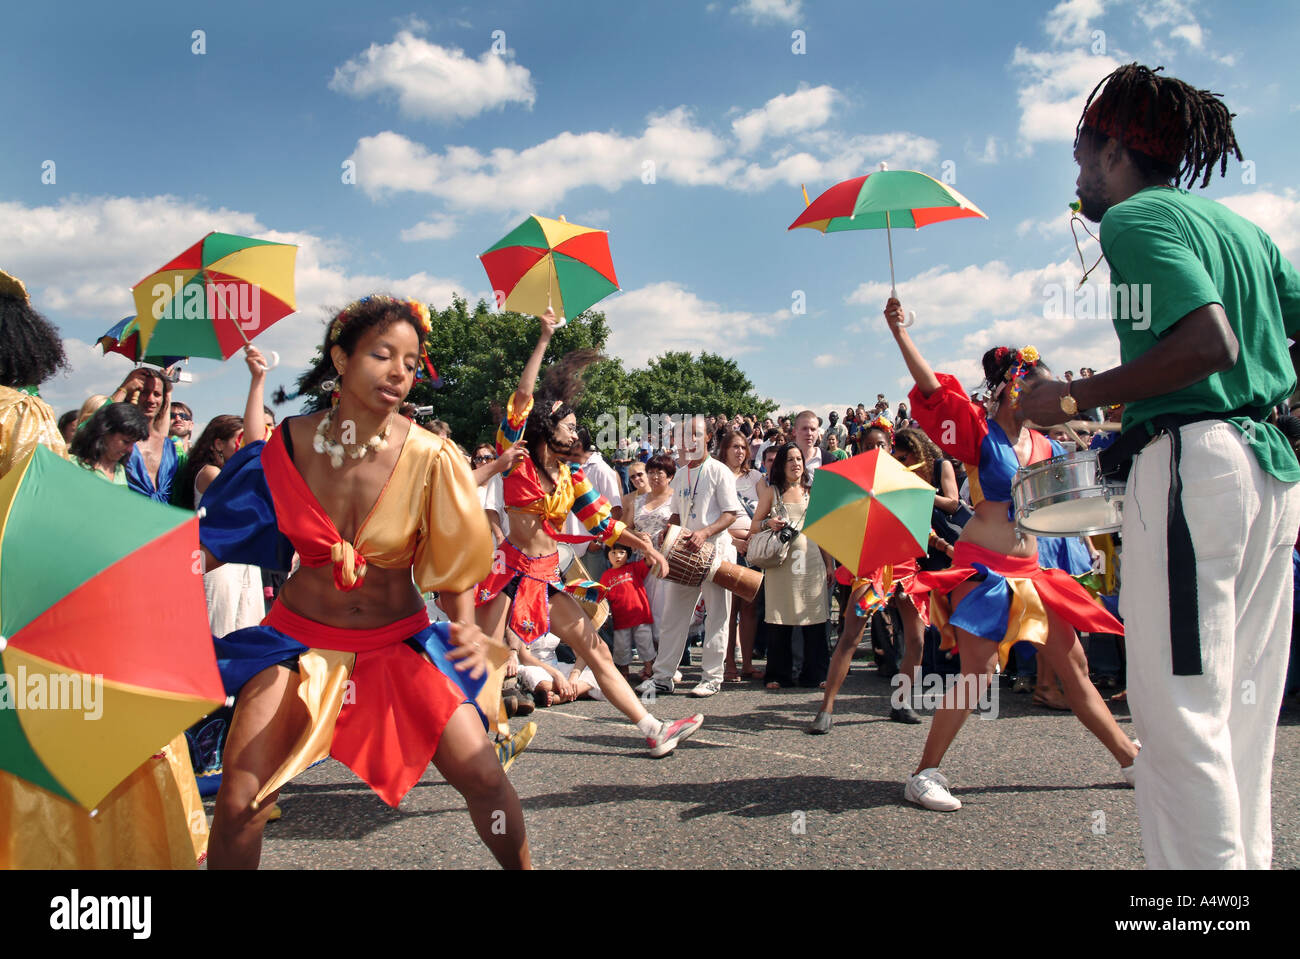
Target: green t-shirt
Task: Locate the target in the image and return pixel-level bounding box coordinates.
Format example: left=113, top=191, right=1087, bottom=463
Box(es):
left=1101, top=186, right=1300, bottom=482
left=827, top=449, right=849, bottom=461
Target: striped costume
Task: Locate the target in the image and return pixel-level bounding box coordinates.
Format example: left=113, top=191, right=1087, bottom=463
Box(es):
left=475, top=395, right=626, bottom=642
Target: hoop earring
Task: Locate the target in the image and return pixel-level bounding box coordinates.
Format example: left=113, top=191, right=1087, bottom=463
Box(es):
left=321, top=376, right=338, bottom=393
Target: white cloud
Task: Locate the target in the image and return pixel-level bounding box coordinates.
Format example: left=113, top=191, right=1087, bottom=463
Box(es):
left=602, top=281, right=787, bottom=365
left=400, top=213, right=458, bottom=242
left=351, top=104, right=939, bottom=211
left=1219, top=189, right=1300, bottom=260
left=812, top=353, right=846, bottom=368
left=1170, top=22, right=1203, bottom=48
left=971, top=135, right=1001, bottom=164
left=1044, top=0, right=1109, bottom=46
left=351, top=108, right=738, bottom=211
left=329, top=30, right=535, bottom=123
left=732, top=0, right=802, bottom=25
left=0, top=195, right=480, bottom=417
left=1012, top=46, right=1121, bottom=145
left=732, top=85, right=838, bottom=152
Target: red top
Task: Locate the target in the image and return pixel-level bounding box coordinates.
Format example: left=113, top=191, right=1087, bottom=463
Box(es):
left=598, top=560, right=654, bottom=630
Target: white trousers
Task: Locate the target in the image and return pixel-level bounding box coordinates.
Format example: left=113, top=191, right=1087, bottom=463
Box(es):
left=1121, top=421, right=1300, bottom=869
left=652, top=541, right=736, bottom=686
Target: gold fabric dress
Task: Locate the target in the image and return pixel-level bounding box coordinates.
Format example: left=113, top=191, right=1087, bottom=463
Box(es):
left=0, top=386, right=208, bottom=868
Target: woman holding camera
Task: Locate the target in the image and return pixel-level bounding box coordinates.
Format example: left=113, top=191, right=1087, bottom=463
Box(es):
left=750, top=442, right=832, bottom=688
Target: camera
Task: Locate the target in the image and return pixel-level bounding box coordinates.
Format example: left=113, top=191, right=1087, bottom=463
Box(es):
left=776, top=525, right=797, bottom=544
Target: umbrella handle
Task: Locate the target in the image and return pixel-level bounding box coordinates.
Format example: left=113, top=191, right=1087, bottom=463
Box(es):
left=901, top=310, right=916, bottom=328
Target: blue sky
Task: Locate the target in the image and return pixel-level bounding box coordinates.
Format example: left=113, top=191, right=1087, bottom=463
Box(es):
left=2, top=0, right=1296, bottom=429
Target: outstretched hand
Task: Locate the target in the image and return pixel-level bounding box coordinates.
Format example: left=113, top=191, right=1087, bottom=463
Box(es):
left=244, top=345, right=269, bottom=378
left=445, top=622, right=494, bottom=680
left=539, top=307, right=562, bottom=339
left=884, top=297, right=909, bottom=335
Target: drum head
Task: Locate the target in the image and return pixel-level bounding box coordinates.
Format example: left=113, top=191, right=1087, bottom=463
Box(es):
left=1017, top=492, right=1124, bottom=537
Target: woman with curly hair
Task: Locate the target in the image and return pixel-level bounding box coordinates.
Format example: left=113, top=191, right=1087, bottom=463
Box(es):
left=0, top=268, right=68, bottom=473
left=475, top=310, right=705, bottom=757
left=886, top=297, right=1137, bottom=812
left=198, top=295, right=529, bottom=869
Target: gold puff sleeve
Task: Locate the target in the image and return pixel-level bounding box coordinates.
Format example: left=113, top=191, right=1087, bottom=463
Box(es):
left=413, top=430, right=494, bottom=594
left=0, top=387, right=68, bottom=480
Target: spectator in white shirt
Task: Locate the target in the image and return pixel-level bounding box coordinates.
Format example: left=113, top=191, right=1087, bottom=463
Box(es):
left=820, top=410, right=848, bottom=455
left=637, top=414, right=740, bottom=698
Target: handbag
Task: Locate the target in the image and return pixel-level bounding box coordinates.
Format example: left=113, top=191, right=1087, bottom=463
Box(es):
left=747, top=495, right=799, bottom=570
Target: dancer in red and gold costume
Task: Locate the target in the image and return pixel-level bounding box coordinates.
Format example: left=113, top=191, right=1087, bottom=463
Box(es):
left=199, top=295, right=529, bottom=868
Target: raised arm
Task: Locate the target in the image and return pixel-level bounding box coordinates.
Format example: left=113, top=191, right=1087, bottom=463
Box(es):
left=886, top=298, right=941, bottom=398
left=512, top=309, right=561, bottom=413
left=241, top=346, right=269, bottom=445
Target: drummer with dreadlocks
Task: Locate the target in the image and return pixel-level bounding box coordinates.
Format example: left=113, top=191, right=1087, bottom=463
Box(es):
left=884, top=319, right=1137, bottom=812
left=1018, top=63, right=1300, bottom=870
left=474, top=310, right=705, bottom=757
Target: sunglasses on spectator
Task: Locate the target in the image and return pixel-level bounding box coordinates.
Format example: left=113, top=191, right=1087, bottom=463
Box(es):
left=471, top=454, right=495, bottom=464
left=171, top=411, right=192, bottom=421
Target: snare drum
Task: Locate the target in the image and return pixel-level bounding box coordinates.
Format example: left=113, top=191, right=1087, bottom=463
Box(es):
left=1012, top=449, right=1125, bottom=537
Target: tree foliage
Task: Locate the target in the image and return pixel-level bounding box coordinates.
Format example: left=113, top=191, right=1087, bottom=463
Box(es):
left=281, top=295, right=775, bottom=450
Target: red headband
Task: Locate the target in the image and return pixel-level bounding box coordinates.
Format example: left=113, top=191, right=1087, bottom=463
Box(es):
left=1082, top=94, right=1183, bottom=167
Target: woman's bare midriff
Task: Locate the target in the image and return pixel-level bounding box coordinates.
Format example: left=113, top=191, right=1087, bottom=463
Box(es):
left=278, top=564, right=425, bottom=630
left=958, top=500, right=1038, bottom=560
left=504, top=509, right=560, bottom=556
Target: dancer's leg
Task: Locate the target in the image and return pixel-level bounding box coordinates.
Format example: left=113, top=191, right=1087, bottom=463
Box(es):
left=433, top=703, right=531, bottom=869
left=1039, top=610, right=1138, bottom=768
left=895, top=595, right=925, bottom=705
left=818, top=588, right=869, bottom=714
left=209, top=664, right=308, bottom=869
left=475, top=592, right=512, bottom=644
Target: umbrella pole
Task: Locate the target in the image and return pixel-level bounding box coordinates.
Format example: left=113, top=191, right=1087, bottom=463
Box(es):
left=885, top=210, right=897, bottom=298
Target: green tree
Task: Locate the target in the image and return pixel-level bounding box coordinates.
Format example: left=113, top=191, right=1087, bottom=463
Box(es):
left=626, top=351, right=778, bottom=420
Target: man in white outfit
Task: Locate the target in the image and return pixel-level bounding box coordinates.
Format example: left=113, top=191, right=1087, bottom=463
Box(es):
left=1022, top=63, right=1300, bottom=869
left=638, top=415, right=740, bottom=698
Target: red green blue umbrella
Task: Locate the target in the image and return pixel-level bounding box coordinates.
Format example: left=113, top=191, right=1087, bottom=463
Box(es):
left=0, top=446, right=224, bottom=810
left=803, top=449, right=935, bottom=578
left=479, top=215, right=618, bottom=325
left=789, top=166, right=987, bottom=299
left=131, top=231, right=297, bottom=362
left=97, top=315, right=187, bottom=368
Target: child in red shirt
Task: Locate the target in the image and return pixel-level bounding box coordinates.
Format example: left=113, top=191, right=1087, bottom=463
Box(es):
left=599, top=543, right=656, bottom=681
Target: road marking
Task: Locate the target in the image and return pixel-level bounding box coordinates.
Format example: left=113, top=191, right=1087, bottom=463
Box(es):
left=543, top=709, right=863, bottom=768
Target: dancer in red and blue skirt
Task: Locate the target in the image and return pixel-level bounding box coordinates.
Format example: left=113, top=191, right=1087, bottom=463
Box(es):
left=885, top=297, right=1138, bottom=811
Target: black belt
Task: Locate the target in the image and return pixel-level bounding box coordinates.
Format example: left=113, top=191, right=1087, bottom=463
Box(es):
left=1099, top=405, right=1268, bottom=676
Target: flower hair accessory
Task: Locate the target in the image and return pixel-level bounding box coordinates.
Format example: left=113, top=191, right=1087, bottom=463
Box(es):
left=0, top=269, right=30, bottom=303
left=328, top=295, right=442, bottom=388
left=1007, top=345, right=1041, bottom=405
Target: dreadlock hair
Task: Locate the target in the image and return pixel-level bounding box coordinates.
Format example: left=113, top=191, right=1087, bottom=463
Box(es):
left=175, top=415, right=243, bottom=510
left=522, top=349, right=603, bottom=472
left=295, top=296, right=429, bottom=408
left=1075, top=63, right=1242, bottom=189
left=0, top=291, right=68, bottom=388
left=69, top=402, right=150, bottom=468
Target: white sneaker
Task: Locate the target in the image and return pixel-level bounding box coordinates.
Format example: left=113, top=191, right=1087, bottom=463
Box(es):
left=904, top=767, right=961, bottom=811
left=673, top=669, right=683, bottom=683
left=1121, top=739, right=1140, bottom=788
left=635, top=677, right=656, bottom=695
left=647, top=713, right=704, bottom=757
left=690, top=680, right=721, bottom=697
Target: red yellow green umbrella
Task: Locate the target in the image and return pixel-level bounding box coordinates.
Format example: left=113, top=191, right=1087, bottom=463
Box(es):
left=789, top=167, right=987, bottom=298
left=479, top=215, right=618, bottom=324
left=803, top=449, right=935, bottom=577
left=0, top=446, right=224, bottom=810
left=131, top=231, right=297, bottom=361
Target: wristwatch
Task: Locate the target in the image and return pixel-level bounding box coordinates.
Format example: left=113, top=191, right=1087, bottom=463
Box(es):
left=1060, top=382, right=1078, bottom=417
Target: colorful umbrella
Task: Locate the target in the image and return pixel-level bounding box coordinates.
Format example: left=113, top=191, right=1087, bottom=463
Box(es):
left=479, top=215, right=618, bottom=324
left=789, top=166, right=987, bottom=298
left=803, top=449, right=936, bottom=577
left=0, top=446, right=224, bottom=810
left=96, top=315, right=187, bottom=368
left=131, top=232, right=297, bottom=361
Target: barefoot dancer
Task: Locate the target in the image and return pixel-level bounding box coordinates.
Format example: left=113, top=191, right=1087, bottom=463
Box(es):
left=474, top=311, right=704, bottom=756
left=199, top=296, right=530, bottom=868
left=886, top=301, right=1138, bottom=811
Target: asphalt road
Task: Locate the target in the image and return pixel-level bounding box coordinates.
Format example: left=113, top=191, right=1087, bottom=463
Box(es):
left=231, top=654, right=1300, bottom=870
